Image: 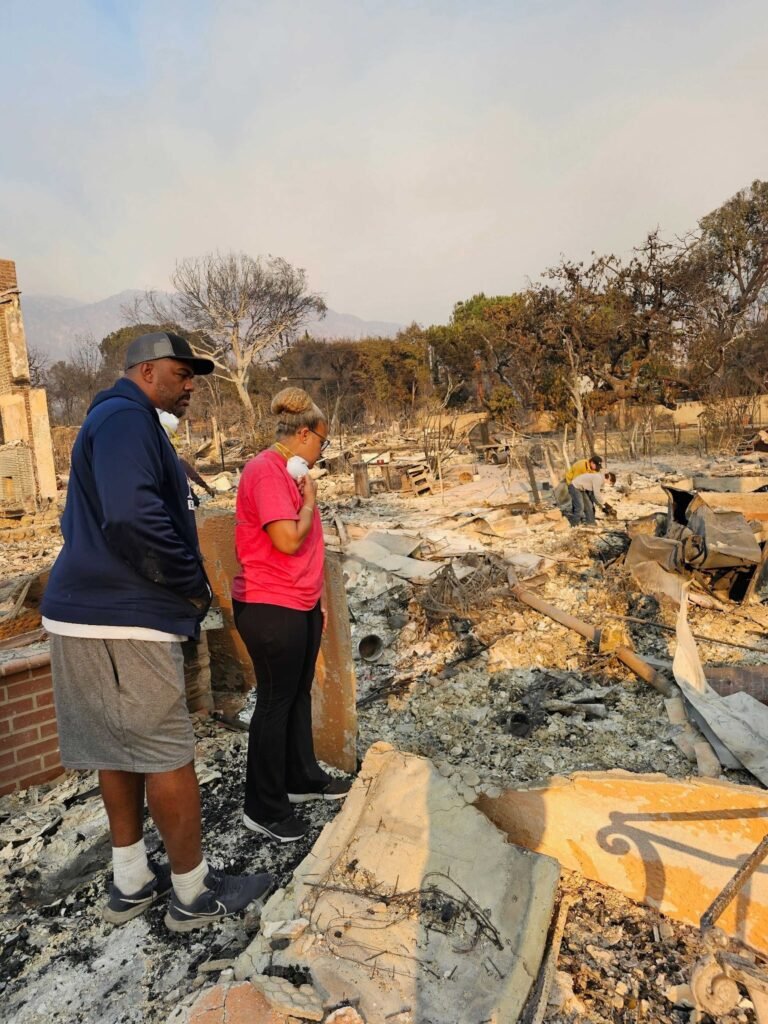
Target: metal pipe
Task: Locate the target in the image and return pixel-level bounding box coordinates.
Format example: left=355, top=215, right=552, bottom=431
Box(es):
left=507, top=568, right=675, bottom=698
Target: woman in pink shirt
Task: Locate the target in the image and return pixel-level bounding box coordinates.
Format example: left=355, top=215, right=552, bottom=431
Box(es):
left=232, top=388, right=350, bottom=843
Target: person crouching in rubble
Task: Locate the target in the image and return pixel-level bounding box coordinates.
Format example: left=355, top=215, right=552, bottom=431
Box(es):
left=41, top=332, right=274, bottom=932
left=568, top=469, right=617, bottom=526
left=232, top=386, right=351, bottom=844
left=564, top=453, right=602, bottom=521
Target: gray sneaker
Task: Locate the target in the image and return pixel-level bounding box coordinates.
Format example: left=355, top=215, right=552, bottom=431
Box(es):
left=164, top=866, right=275, bottom=933
left=102, top=861, right=172, bottom=925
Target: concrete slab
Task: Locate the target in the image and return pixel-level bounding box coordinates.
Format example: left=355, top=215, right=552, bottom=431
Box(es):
left=478, top=771, right=768, bottom=956
left=365, top=530, right=422, bottom=557
left=693, top=491, right=768, bottom=522
left=693, top=475, right=768, bottom=493
left=260, top=743, right=560, bottom=1024
left=345, top=538, right=441, bottom=580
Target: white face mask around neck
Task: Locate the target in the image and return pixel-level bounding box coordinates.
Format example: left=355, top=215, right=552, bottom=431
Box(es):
left=157, top=410, right=180, bottom=434
left=286, top=455, right=309, bottom=480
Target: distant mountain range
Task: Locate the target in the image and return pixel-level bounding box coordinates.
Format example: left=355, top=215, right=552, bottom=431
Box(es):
left=21, top=289, right=403, bottom=361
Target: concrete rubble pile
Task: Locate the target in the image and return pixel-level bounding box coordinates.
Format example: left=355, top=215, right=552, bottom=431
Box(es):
left=187, top=743, right=560, bottom=1024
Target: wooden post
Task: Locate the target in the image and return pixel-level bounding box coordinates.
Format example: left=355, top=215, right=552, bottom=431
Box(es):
left=525, top=456, right=540, bottom=505
left=436, top=410, right=444, bottom=505
left=211, top=417, right=225, bottom=472
left=352, top=461, right=370, bottom=498
left=543, top=447, right=559, bottom=488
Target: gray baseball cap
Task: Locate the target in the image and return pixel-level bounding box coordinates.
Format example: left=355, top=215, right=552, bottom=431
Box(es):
left=124, top=332, right=214, bottom=375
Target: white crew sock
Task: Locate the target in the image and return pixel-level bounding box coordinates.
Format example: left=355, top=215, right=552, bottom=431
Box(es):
left=171, top=858, right=209, bottom=907
left=112, top=838, right=155, bottom=895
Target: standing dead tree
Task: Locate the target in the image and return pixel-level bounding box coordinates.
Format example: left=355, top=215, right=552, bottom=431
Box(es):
left=125, top=252, right=326, bottom=431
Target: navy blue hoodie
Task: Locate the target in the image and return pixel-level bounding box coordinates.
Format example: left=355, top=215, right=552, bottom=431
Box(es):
left=42, top=378, right=211, bottom=638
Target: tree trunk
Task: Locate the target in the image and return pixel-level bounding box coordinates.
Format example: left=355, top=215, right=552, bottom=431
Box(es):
left=233, top=377, right=257, bottom=433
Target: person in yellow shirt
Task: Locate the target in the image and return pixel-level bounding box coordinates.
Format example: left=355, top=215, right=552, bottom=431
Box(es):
left=565, top=454, right=602, bottom=522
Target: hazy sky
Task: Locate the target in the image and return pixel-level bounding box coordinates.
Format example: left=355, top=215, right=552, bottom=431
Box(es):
left=2, top=1, right=767, bottom=325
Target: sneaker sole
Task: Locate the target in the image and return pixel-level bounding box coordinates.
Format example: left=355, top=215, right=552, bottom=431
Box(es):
left=101, top=888, right=170, bottom=925
left=242, top=813, right=307, bottom=843
left=287, top=791, right=348, bottom=804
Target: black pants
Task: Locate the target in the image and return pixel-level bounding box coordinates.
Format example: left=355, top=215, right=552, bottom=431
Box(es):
left=233, top=600, right=329, bottom=822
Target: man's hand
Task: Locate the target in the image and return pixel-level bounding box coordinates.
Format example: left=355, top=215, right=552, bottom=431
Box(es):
left=602, top=503, right=617, bottom=520
left=189, top=583, right=212, bottom=612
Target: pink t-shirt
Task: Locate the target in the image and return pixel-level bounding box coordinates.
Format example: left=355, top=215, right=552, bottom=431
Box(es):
left=231, top=450, right=324, bottom=610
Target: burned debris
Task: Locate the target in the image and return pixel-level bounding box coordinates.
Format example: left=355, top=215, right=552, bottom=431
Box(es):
left=4, top=372, right=768, bottom=1022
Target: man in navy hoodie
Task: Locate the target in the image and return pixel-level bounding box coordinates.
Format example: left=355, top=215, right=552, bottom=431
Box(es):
left=42, top=332, right=273, bottom=932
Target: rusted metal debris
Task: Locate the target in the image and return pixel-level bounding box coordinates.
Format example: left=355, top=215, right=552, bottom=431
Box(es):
left=700, top=833, right=768, bottom=932
left=419, top=554, right=509, bottom=620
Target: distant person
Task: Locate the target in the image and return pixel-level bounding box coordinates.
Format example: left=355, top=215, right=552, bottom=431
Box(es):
left=564, top=454, right=602, bottom=520
left=41, top=331, right=274, bottom=931
left=568, top=470, right=617, bottom=526
left=232, top=386, right=351, bottom=844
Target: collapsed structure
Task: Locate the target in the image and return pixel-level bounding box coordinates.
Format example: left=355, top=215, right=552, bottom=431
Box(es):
left=0, top=260, right=56, bottom=514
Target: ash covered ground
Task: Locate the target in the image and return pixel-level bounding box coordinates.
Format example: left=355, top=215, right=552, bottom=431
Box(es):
left=3, top=457, right=768, bottom=1022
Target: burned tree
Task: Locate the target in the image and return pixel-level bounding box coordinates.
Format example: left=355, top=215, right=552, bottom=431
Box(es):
left=127, top=252, right=326, bottom=431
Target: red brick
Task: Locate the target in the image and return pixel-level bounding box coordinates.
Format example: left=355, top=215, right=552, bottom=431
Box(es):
left=0, top=749, right=15, bottom=770
left=30, top=665, right=52, bottom=679
left=0, top=696, right=35, bottom=719
left=5, top=726, right=40, bottom=748
left=15, top=766, right=64, bottom=791
left=0, top=718, right=9, bottom=735
left=0, top=759, right=43, bottom=789
left=43, top=750, right=62, bottom=768
left=35, top=689, right=55, bottom=708
left=12, top=707, right=57, bottom=731
left=40, top=720, right=59, bottom=739
left=0, top=672, right=31, bottom=697
left=188, top=982, right=288, bottom=1024
left=14, top=736, right=59, bottom=761
left=1, top=676, right=52, bottom=700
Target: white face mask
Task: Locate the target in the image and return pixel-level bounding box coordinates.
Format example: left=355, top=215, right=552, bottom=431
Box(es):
left=286, top=455, right=309, bottom=480
left=157, top=410, right=180, bottom=434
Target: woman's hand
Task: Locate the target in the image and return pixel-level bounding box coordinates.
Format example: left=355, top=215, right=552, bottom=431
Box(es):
left=321, top=598, right=328, bottom=634
left=265, top=474, right=319, bottom=555
left=298, top=473, right=317, bottom=506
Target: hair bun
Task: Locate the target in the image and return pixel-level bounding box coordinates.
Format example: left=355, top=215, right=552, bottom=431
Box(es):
left=270, top=387, right=313, bottom=416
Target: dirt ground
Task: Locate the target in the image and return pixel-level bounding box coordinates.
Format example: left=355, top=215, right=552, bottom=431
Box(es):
left=2, top=452, right=767, bottom=1022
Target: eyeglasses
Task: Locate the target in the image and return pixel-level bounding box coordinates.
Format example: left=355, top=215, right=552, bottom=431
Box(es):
left=308, top=428, right=330, bottom=453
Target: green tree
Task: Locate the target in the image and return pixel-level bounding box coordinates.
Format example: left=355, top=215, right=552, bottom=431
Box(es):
left=99, top=323, right=158, bottom=380
left=681, top=179, right=768, bottom=395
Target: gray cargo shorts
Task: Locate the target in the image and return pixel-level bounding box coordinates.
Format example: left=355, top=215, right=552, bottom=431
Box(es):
left=50, top=635, right=195, bottom=773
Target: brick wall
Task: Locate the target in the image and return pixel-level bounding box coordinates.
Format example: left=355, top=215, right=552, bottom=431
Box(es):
left=0, top=639, right=214, bottom=796
left=0, top=259, right=18, bottom=292
left=0, top=652, right=64, bottom=796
